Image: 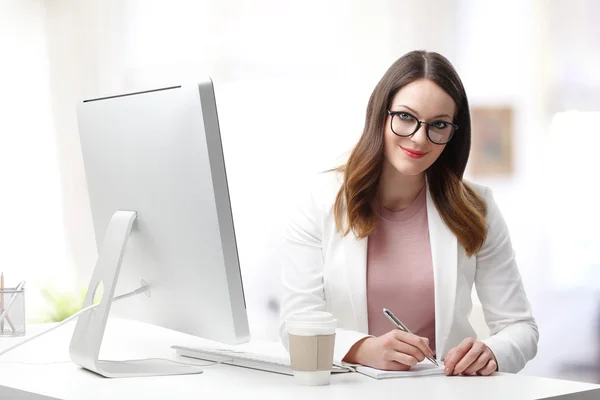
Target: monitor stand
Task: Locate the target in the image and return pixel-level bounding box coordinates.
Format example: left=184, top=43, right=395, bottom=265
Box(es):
left=68, top=210, right=204, bottom=378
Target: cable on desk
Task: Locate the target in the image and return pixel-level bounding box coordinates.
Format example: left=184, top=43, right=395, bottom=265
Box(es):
left=0, top=285, right=227, bottom=367
left=0, top=359, right=219, bottom=367
left=0, top=360, right=73, bottom=366
left=0, top=284, right=222, bottom=368
left=0, top=285, right=148, bottom=358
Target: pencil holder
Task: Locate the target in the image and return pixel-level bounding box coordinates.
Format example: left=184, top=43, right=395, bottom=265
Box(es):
left=0, top=287, right=26, bottom=337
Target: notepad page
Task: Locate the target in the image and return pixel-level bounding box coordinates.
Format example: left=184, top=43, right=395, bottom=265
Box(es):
left=355, top=362, right=445, bottom=379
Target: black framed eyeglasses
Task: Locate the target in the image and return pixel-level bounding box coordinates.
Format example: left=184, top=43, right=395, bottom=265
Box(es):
left=387, top=110, right=458, bottom=145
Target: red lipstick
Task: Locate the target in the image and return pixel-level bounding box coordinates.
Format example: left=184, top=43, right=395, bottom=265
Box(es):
left=400, top=146, right=428, bottom=159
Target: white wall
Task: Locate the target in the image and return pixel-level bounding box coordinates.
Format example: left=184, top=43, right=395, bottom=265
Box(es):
left=537, top=0, right=600, bottom=290
left=42, top=0, right=133, bottom=289
left=0, top=0, right=71, bottom=320
left=454, top=0, right=600, bottom=380
left=456, top=0, right=549, bottom=295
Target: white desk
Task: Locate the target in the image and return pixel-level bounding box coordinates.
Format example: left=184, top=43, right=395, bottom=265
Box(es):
left=0, top=318, right=598, bottom=400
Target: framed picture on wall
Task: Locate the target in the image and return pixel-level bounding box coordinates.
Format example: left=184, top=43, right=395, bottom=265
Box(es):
left=468, top=106, right=514, bottom=177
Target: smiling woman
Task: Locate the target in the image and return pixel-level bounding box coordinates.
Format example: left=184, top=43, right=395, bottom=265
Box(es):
left=279, top=50, right=539, bottom=377
left=335, top=53, right=486, bottom=257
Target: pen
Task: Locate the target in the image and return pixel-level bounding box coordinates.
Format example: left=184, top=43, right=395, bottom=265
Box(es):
left=383, top=308, right=439, bottom=367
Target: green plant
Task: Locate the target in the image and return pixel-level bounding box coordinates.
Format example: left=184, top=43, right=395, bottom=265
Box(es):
left=39, top=287, right=88, bottom=323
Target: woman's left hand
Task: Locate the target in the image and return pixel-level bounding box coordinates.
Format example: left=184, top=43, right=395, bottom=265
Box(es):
left=443, top=338, right=497, bottom=376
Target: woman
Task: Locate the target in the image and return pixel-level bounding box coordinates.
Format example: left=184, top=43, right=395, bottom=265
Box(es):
left=279, top=50, right=539, bottom=376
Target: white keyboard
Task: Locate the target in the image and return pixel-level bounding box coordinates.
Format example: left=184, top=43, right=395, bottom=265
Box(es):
left=172, top=344, right=352, bottom=376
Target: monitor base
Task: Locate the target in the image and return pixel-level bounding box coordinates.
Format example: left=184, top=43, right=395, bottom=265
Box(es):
left=92, top=359, right=203, bottom=378
left=68, top=211, right=203, bottom=378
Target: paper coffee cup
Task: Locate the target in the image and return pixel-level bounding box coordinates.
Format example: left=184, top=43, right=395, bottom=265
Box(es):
left=286, top=311, right=337, bottom=386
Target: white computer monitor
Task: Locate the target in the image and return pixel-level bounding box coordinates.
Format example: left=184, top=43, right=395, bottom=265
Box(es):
left=69, top=79, right=250, bottom=378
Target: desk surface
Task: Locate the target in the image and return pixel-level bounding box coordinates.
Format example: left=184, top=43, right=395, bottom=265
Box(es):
left=0, top=318, right=598, bottom=400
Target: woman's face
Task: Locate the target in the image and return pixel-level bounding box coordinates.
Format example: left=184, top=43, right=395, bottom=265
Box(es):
left=383, top=78, right=457, bottom=176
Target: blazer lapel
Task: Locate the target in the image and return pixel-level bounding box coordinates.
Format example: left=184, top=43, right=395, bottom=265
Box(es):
left=344, top=234, right=369, bottom=334
left=426, top=184, right=457, bottom=358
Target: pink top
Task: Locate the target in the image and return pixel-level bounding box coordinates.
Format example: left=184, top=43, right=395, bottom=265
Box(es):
left=366, top=185, right=436, bottom=354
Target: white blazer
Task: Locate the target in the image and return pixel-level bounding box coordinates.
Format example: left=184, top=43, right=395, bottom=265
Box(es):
left=279, top=171, right=538, bottom=373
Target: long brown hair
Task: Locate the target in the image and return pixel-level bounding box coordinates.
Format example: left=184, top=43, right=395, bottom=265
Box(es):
left=332, top=50, right=487, bottom=256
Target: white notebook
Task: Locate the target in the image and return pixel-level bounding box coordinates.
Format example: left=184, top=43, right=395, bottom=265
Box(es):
left=354, top=362, right=445, bottom=379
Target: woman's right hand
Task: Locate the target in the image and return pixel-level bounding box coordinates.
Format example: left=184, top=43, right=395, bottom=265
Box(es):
left=343, top=329, right=435, bottom=371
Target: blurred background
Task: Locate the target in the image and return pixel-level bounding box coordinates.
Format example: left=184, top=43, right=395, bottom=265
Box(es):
left=1, top=0, right=599, bottom=383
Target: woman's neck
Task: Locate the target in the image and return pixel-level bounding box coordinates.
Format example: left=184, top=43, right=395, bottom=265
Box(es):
left=376, top=161, right=426, bottom=212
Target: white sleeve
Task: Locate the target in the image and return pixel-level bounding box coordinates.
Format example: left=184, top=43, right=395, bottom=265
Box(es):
left=477, top=187, right=539, bottom=373
left=279, top=176, right=371, bottom=364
